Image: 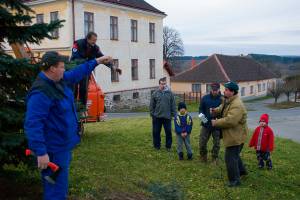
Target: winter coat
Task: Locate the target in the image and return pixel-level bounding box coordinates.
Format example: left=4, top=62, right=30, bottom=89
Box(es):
left=214, top=95, right=248, bottom=147
left=249, top=114, right=275, bottom=152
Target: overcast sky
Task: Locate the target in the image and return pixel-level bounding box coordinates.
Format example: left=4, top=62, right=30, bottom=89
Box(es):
left=146, top=0, right=300, bottom=56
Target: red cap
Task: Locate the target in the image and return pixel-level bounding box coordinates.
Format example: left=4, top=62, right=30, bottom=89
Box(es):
left=259, top=114, right=269, bottom=124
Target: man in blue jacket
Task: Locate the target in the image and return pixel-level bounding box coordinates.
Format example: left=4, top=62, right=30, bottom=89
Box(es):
left=199, top=83, right=222, bottom=164
left=24, top=51, right=112, bottom=200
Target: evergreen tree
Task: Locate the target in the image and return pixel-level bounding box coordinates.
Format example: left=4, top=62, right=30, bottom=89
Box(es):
left=0, top=0, right=64, bottom=168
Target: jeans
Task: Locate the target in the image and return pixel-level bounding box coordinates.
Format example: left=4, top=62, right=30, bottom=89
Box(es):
left=176, top=134, right=192, bottom=155
left=152, top=117, right=172, bottom=149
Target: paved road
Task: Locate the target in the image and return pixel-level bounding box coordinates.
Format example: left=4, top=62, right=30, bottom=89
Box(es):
left=106, top=95, right=300, bottom=143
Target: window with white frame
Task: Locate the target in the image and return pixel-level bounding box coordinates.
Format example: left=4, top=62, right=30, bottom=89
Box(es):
left=258, top=84, right=261, bottom=92
left=36, top=14, right=44, bottom=24
left=149, top=59, right=155, bottom=79
left=50, top=11, right=59, bottom=38
left=131, top=59, right=138, bottom=80
left=111, top=59, right=119, bottom=82
left=84, top=12, right=94, bottom=36
left=131, top=19, right=138, bottom=42
left=241, top=87, right=245, bottom=96
left=149, top=23, right=155, bottom=43
left=110, top=16, right=118, bottom=40
left=192, top=83, right=201, bottom=93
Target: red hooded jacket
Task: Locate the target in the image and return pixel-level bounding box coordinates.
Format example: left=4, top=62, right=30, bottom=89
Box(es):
left=249, top=114, right=275, bottom=152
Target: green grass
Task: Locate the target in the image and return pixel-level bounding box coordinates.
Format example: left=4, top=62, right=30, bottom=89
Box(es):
left=66, top=117, right=300, bottom=200
left=267, top=101, right=300, bottom=109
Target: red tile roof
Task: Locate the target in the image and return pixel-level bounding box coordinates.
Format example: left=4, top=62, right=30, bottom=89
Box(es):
left=171, top=54, right=278, bottom=83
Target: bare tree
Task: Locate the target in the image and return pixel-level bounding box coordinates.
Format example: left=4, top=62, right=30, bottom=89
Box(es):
left=163, top=26, right=184, bottom=64
left=268, top=81, right=284, bottom=104
left=282, top=81, right=294, bottom=102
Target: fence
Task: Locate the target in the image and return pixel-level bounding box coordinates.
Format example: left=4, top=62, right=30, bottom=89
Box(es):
left=174, top=92, right=202, bottom=103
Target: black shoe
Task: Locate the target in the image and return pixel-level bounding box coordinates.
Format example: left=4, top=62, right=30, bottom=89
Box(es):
left=266, top=160, right=273, bottom=170
left=240, top=171, right=248, bottom=176
left=187, top=153, right=193, bottom=160
left=258, top=159, right=264, bottom=169
left=154, top=147, right=160, bottom=150
left=178, top=152, right=184, bottom=160
left=228, top=180, right=241, bottom=187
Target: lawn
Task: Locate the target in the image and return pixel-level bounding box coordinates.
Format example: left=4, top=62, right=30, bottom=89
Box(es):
left=1, top=117, right=300, bottom=200
left=267, top=101, right=300, bottom=110
left=68, top=117, right=300, bottom=199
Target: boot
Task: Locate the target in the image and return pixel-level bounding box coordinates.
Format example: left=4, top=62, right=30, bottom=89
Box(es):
left=178, top=152, right=184, bottom=160
left=200, top=154, right=207, bottom=163
left=266, top=159, right=273, bottom=170
left=187, top=153, right=193, bottom=160
left=258, top=158, right=264, bottom=169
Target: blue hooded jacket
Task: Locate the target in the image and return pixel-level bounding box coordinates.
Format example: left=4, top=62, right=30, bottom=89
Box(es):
left=174, top=112, right=193, bottom=135
left=24, top=59, right=98, bottom=156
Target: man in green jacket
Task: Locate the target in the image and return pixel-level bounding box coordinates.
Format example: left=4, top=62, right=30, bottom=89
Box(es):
left=211, top=81, right=248, bottom=187
left=150, top=77, right=176, bottom=150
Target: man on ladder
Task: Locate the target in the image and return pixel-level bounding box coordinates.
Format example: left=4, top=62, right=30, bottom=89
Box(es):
left=71, top=31, right=121, bottom=108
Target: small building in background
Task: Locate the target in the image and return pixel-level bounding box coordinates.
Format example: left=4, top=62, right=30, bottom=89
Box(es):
left=171, top=54, right=279, bottom=100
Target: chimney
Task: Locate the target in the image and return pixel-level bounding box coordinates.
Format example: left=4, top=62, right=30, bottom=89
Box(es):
left=191, top=58, right=196, bottom=68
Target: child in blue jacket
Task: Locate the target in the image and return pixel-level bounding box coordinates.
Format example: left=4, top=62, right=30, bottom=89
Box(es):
left=174, top=102, right=193, bottom=160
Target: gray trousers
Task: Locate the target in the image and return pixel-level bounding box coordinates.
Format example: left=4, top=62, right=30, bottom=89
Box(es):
left=199, top=126, right=221, bottom=158
left=176, top=134, right=193, bottom=155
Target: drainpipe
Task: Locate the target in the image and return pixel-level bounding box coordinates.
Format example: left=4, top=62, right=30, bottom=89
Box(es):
left=71, top=0, right=75, bottom=42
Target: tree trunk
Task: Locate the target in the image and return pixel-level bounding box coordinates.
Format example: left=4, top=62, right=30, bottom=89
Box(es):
left=275, top=97, right=278, bottom=104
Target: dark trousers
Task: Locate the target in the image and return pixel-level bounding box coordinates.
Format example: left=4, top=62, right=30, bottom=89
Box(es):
left=74, top=75, right=89, bottom=106
left=225, top=144, right=246, bottom=183
left=199, top=126, right=221, bottom=158
left=152, top=117, right=172, bottom=149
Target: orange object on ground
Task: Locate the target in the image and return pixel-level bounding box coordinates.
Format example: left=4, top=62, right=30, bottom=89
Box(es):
left=86, top=74, right=105, bottom=122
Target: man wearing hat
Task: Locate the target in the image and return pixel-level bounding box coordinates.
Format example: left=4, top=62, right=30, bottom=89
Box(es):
left=24, top=51, right=112, bottom=199
left=211, top=81, right=248, bottom=187
left=199, top=83, right=222, bottom=164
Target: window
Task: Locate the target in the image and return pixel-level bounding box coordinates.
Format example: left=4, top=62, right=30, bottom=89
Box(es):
left=131, top=59, right=138, bottom=80
left=149, top=23, right=155, bottom=43
left=263, top=83, right=266, bottom=91
left=131, top=19, right=138, bottom=42
left=149, top=59, right=155, bottom=79
left=206, top=84, right=212, bottom=93
left=111, top=59, right=119, bottom=82
left=50, top=11, right=59, bottom=38
left=133, top=92, right=139, bottom=99
left=36, top=14, right=44, bottom=24
left=110, top=16, right=118, bottom=40
left=113, top=95, right=120, bottom=102
left=250, top=85, right=254, bottom=94
left=241, top=87, right=245, bottom=96
left=192, top=83, right=201, bottom=93
left=84, top=12, right=94, bottom=36
left=258, top=84, right=261, bottom=92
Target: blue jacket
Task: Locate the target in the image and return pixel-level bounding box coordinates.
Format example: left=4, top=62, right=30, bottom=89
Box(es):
left=174, top=112, right=193, bottom=135
left=24, top=59, right=99, bottom=156
left=199, top=93, right=222, bottom=128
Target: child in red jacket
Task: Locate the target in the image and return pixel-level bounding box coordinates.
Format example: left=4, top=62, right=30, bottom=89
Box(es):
left=249, top=114, right=275, bottom=169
